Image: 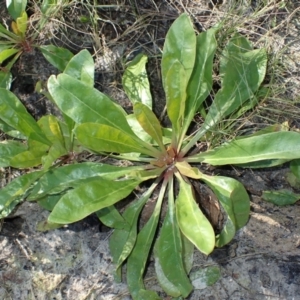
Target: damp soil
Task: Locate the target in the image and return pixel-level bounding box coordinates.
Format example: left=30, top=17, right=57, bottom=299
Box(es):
left=1, top=1, right=300, bottom=299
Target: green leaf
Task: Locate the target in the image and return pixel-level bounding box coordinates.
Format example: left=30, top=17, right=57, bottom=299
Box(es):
left=154, top=258, right=181, bottom=297
left=0, top=170, right=43, bottom=218
left=0, top=119, right=26, bottom=139
left=122, top=53, right=152, bottom=108
left=39, top=45, right=74, bottom=71
left=127, top=182, right=166, bottom=299
left=190, top=132, right=300, bottom=165
left=0, top=48, right=19, bottom=63
left=75, top=123, right=159, bottom=157
left=9, top=140, right=49, bottom=168
left=48, top=178, right=141, bottom=224
left=154, top=183, right=193, bottom=297
left=201, top=174, right=250, bottom=247
left=290, top=159, right=300, bottom=180
left=16, top=11, right=27, bottom=36
left=203, top=34, right=267, bottom=130
left=41, top=142, right=68, bottom=170
left=133, top=102, right=164, bottom=150
left=162, top=13, right=196, bottom=92
left=190, top=266, right=221, bottom=289
left=47, top=74, right=134, bottom=135
left=38, top=115, right=66, bottom=148
left=262, top=189, right=300, bottom=206
left=184, top=27, right=217, bottom=129
left=6, top=0, right=27, bottom=20
left=0, top=23, right=19, bottom=39
left=0, top=70, right=12, bottom=89
left=181, top=233, right=194, bottom=274
left=64, top=49, right=94, bottom=87
left=161, top=13, right=196, bottom=133
left=175, top=176, right=215, bottom=255
left=286, top=171, right=300, bottom=189
left=165, top=60, right=187, bottom=132
left=0, top=88, right=50, bottom=145
left=96, top=206, right=128, bottom=230
left=37, top=194, right=61, bottom=211
left=28, top=162, right=142, bottom=200
left=110, top=184, right=155, bottom=281
left=0, top=140, right=27, bottom=167
left=126, top=114, right=152, bottom=144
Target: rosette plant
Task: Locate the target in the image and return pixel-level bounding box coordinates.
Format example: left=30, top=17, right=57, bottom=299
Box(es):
left=1, top=13, right=300, bottom=299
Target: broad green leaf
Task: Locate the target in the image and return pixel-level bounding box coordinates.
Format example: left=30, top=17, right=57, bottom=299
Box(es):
left=190, top=132, right=300, bottom=165
left=290, top=159, right=300, bottom=180
left=64, top=49, right=94, bottom=87
left=154, top=184, right=193, bottom=297
left=48, top=178, right=141, bottom=224
left=75, top=123, right=158, bottom=157
left=6, top=0, right=27, bottom=20
left=137, top=290, right=161, bottom=300
left=0, top=170, right=42, bottom=218
left=175, top=176, right=215, bottom=255
left=47, top=74, right=134, bottom=135
left=39, top=45, right=74, bottom=71
left=190, top=266, right=221, bottom=289
left=41, top=142, right=68, bottom=170
left=0, top=140, right=27, bottom=167
left=154, top=258, right=181, bottom=297
left=262, top=189, right=300, bottom=206
left=184, top=27, right=217, bottom=129
left=0, top=48, right=19, bottom=63
left=9, top=140, right=49, bottom=168
left=165, top=60, right=187, bottom=132
left=181, top=233, right=194, bottom=274
left=96, top=206, right=128, bottom=230
left=162, top=13, right=196, bottom=132
left=38, top=115, right=66, bottom=147
left=110, top=184, right=156, bottom=281
left=37, top=194, right=61, bottom=211
left=0, top=120, right=26, bottom=139
left=201, top=174, right=250, bottom=247
left=28, top=162, right=143, bottom=200
left=162, top=13, right=196, bottom=91
left=0, top=88, right=50, bottom=145
left=133, top=102, right=164, bottom=150
left=122, top=53, right=152, bottom=108
left=234, top=159, right=290, bottom=169
left=126, top=114, right=152, bottom=144
left=203, top=35, right=267, bottom=130
left=16, top=11, right=27, bottom=36
left=0, top=71, right=12, bottom=89
left=127, top=187, right=166, bottom=299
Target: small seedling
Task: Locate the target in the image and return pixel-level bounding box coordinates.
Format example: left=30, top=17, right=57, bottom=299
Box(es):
left=0, top=0, right=74, bottom=89
left=1, top=13, right=300, bottom=299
